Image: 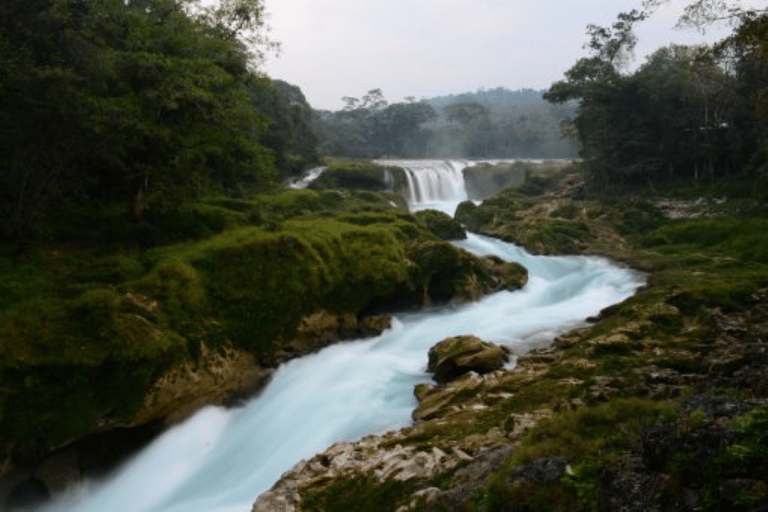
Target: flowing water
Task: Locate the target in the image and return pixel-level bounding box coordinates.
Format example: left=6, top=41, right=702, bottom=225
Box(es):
left=40, top=160, right=642, bottom=512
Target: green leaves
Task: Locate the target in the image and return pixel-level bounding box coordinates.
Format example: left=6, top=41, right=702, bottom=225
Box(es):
left=0, top=0, right=280, bottom=239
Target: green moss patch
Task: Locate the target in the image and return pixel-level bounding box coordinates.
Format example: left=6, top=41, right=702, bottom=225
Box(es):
left=414, top=209, right=467, bottom=240
left=308, top=160, right=408, bottom=193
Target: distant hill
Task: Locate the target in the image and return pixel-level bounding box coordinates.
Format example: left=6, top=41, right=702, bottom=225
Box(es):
left=313, top=86, right=579, bottom=159
left=426, top=87, right=546, bottom=109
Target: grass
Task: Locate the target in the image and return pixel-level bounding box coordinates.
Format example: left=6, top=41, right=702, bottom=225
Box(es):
left=300, top=472, right=419, bottom=512
left=472, top=399, right=676, bottom=511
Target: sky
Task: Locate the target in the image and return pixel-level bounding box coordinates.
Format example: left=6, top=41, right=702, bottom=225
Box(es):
left=258, top=1, right=754, bottom=111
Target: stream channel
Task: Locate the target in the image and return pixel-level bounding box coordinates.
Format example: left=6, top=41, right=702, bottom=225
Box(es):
left=41, top=160, right=643, bottom=512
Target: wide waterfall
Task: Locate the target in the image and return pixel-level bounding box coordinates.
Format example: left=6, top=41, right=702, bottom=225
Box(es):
left=381, top=159, right=470, bottom=205
left=39, top=160, right=642, bottom=512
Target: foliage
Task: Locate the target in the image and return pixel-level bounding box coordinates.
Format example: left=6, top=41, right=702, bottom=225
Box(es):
left=0, top=0, right=279, bottom=240
left=315, top=88, right=578, bottom=159
left=308, top=160, right=407, bottom=193
left=545, top=7, right=766, bottom=191
left=315, top=94, right=438, bottom=158
left=475, top=398, right=674, bottom=511
left=0, top=188, right=516, bottom=451
left=251, top=79, right=320, bottom=179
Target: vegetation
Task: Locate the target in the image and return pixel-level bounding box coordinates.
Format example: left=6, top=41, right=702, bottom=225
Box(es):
left=0, top=0, right=320, bottom=242
left=308, top=159, right=408, bottom=194
left=0, top=187, right=531, bottom=457
left=314, top=87, right=579, bottom=159
left=544, top=6, right=768, bottom=191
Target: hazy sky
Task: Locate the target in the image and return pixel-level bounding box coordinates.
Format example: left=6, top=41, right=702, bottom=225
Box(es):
left=259, top=1, right=749, bottom=110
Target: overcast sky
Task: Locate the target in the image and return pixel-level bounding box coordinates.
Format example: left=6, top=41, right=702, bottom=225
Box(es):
left=259, top=1, right=751, bottom=111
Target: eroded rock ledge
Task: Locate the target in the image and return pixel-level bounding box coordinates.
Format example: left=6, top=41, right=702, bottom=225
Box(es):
left=252, top=337, right=554, bottom=512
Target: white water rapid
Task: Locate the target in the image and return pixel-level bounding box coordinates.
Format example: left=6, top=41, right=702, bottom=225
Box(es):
left=39, top=161, right=642, bottom=512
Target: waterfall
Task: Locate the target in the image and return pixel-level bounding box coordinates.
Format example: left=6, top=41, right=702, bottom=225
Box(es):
left=378, top=159, right=470, bottom=205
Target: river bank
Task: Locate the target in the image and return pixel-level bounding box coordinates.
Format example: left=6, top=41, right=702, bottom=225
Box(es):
left=255, top=167, right=768, bottom=511
left=0, top=185, right=528, bottom=510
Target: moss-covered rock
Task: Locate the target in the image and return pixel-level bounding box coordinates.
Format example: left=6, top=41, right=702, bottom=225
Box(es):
left=307, top=160, right=408, bottom=194
left=414, top=209, right=466, bottom=240
left=427, top=335, right=510, bottom=384
left=404, top=241, right=527, bottom=306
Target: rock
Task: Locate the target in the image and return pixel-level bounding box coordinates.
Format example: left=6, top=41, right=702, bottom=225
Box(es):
left=413, top=372, right=485, bottom=421
left=598, top=454, right=663, bottom=512
left=32, top=448, right=80, bottom=495
left=280, top=311, right=392, bottom=360
left=133, top=343, right=272, bottom=426
left=4, top=477, right=50, bottom=511
left=252, top=431, right=482, bottom=511
left=678, top=395, right=751, bottom=418
left=426, top=444, right=514, bottom=511
left=587, top=333, right=637, bottom=356
left=513, top=456, right=568, bottom=483
left=427, top=335, right=510, bottom=384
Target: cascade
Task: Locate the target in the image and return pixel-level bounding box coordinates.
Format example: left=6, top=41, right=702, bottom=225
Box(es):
left=287, top=166, right=326, bottom=189
left=378, top=159, right=470, bottom=205
left=38, top=161, right=642, bottom=512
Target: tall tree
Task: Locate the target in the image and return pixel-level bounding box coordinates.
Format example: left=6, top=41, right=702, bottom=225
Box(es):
left=0, top=0, right=279, bottom=239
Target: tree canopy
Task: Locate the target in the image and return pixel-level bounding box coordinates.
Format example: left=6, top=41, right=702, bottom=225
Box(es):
left=544, top=6, right=766, bottom=189
left=0, top=0, right=296, bottom=241
left=316, top=88, right=578, bottom=159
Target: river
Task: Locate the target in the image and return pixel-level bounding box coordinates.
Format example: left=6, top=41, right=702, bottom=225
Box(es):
left=39, top=160, right=642, bottom=512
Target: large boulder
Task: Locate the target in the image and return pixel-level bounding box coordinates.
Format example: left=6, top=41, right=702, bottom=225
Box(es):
left=427, top=335, right=510, bottom=384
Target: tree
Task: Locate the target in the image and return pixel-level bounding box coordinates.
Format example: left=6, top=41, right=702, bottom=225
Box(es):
left=252, top=79, right=320, bottom=179
left=641, top=0, right=767, bottom=30
left=0, top=0, right=279, bottom=239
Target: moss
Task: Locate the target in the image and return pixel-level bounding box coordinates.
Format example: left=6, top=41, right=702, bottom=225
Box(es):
left=0, top=358, right=162, bottom=448
left=308, top=160, right=407, bottom=193
left=300, top=472, right=418, bottom=512
left=455, top=200, right=495, bottom=231
left=414, top=209, right=466, bottom=240
left=475, top=399, right=675, bottom=511
left=495, top=220, right=590, bottom=255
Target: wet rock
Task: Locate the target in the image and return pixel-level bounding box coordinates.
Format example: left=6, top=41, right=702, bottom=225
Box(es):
left=427, top=335, right=510, bottom=384
left=134, top=343, right=271, bottom=426
left=278, top=311, right=392, bottom=361
left=32, top=448, right=80, bottom=495
left=4, top=477, right=49, bottom=511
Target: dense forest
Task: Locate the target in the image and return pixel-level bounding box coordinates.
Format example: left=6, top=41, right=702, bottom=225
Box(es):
left=545, top=5, right=768, bottom=190
left=313, top=87, right=579, bottom=160
left=0, top=0, right=319, bottom=243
